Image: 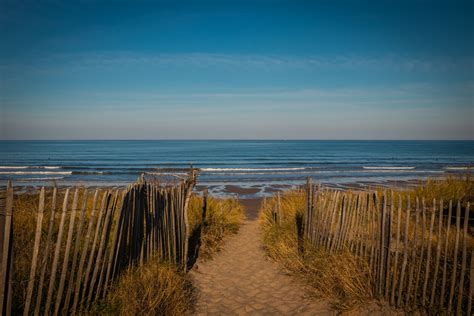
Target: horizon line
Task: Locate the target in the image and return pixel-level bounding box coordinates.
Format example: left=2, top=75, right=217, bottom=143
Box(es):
left=1, top=139, right=473, bottom=142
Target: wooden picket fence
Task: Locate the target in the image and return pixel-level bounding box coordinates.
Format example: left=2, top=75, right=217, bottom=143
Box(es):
left=300, top=178, right=473, bottom=315
left=0, top=170, right=197, bottom=315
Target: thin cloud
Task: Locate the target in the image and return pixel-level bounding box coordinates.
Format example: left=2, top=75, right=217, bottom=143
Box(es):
left=4, top=52, right=472, bottom=73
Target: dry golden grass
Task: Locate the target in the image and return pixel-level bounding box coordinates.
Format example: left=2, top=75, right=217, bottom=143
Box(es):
left=188, top=195, right=245, bottom=260
left=93, top=260, right=194, bottom=315
left=10, top=187, right=244, bottom=314
left=409, top=173, right=473, bottom=206
left=10, top=188, right=120, bottom=314
left=259, top=190, right=373, bottom=311
left=260, top=175, right=473, bottom=312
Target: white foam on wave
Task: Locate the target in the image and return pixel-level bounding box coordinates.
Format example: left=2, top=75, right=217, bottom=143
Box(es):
left=363, top=166, right=416, bottom=170
left=201, top=167, right=307, bottom=172
left=17, top=177, right=64, bottom=181
left=0, top=171, right=72, bottom=175
left=444, top=167, right=471, bottom=170
left=0, top=166, right=61, bottom=169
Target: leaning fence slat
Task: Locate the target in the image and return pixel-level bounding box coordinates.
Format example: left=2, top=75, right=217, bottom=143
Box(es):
left=34, top=187, right=57, bottom=315
left=23, top=187, right=45, bottom=316
left=63, top=190, right=89, bottom=313
left=406, top=197, right=418, bottom=307
left=378, top=192, right=387, bottom=297
left=468, top=249, right=474, bottom=316
left=53, top=189, right=79, bottom=316
left=1, top=181, right=13, bottom=315
left=370, top=193, right=377, bottom=286
left=422, top=199, right=436, bottom=306
left=80, top=191, right=108, bottom=307
left=95, top=190, right=120, bottom=301
left=71, top=190, right=98, bottom=314
left=87, top=192, right=114, bottom=306
left=440, top=200, right=453, bottom=308
left=390, top=194, right=402, bottom=305
left=103, top=191, right=127, bottom=297
left=44, top=189, right=70, bottom=314
left=447, top=201, right=462, bottom=312
left=430, top=199, right=444, bottom=307
left=397, top=197, right=410, bottom=307
left=456, top=202, right=470, bottom=315
left=384, top=191, right=393, bottom=300
left=413, top=198, right=425, bottom=305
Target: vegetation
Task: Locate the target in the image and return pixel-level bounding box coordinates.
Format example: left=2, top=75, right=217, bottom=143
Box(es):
left=260, top=190, right=373, bottom=311
left=260, top=174, right=474, bottom=312
left=188, top=194, right=246, bottom=260
left=9, top=187, right=245, bottom=315
left=93, top=260, right=194, bottom=315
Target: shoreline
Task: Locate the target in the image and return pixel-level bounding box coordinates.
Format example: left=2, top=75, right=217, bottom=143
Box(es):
left=7, top=178, right=431, bottom=198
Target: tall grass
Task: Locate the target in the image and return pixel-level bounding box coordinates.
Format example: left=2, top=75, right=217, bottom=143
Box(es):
left=260, top=175, right=473, bottom=312
left=92, top=260, right=194, bottom=315
left=188, top=195, right=245, bottom=260
left=9, top=188, right=244, bottom=314
left=260, top=190, right=373, bottom=311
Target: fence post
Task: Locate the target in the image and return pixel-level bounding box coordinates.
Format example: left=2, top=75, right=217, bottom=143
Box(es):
left=305, top=178, right=313, bottom=238
left=447, top=201, right=462, bottom=313
left=1, top=181, right=13, bottom=316
left=35, top=187, right=57, bottom=315
left=23, top=187, right=45, bottom=316
left=440, top=200, right=453, bottom=308
left=456, top=202, right=470, bottom=315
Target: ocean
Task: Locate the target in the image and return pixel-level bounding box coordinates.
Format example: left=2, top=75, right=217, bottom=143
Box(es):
left=1, top=140, right=473, bottom=197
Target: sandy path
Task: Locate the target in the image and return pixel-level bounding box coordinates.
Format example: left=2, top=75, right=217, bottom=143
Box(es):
left=190, top=200, right=334, bottom=315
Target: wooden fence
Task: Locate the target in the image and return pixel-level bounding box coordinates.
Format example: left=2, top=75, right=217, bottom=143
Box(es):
left=0, top=171, right=196, bottom=315
left=299, top=178, right=473, bottom=314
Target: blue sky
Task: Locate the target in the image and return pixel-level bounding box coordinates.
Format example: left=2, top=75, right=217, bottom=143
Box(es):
left=0, top=0, right=473, bottom=140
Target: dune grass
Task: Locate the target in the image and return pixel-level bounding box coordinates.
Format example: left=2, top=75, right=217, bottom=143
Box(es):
left=91, top=260, right=194, bottom=315
left=260, top=190, right=373, bottom=311
left=9, top=187, right=244, bottom=315
left=260, top=174, right=474, bottom=312
left=188, top=194, right=246, bottom=260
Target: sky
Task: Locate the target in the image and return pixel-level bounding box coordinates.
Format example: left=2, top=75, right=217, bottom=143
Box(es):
left=0, top=0, right=473, bottom=140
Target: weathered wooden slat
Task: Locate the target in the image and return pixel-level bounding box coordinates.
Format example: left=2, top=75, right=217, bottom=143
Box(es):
left=104, top=190, right=127, bottom=295
left=390, top=194, right=402, bottom=305
left=63, top=190, right=89, bottom=313
left=95, top=190, right=120, bottom=302
left=413, top=198, right=425, bottom=305
left=447, top=201, right=462, bottom=312
left=430, top=199, right=444, bottom=307
left=183, top=181, right=193, bottom=271
left=23, top=187, right=46, bottom=316
left=87, top=191, right=115, bottom=305
left=456, top=202, right=470, bottom=315
left=406, top=197, right=418, bottom=307
left=384, top=191, right=393, bottom=301
left=331, top=193, right=346, bottom=252
left=1, top=181, right=13, bottom=316
left=397, top=197, right=410, bottom=307
left=422, top=199, right=436, bottom=306
left=440, top=200, right=453, bottom=308
left=467, top=249, right=474, bottom=316
left=71, top=189, right=99, bottom=314
left=369, top=193, right=377, bottom=287
left=378, top=192, right=386, bottom=297
left=53, top=189, right=79, bottom=316
left=45, top=189, right=70, bottom=315
left=80, top=191, right=108, bottom=307
left=34, top=187, right=57, bottom=316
